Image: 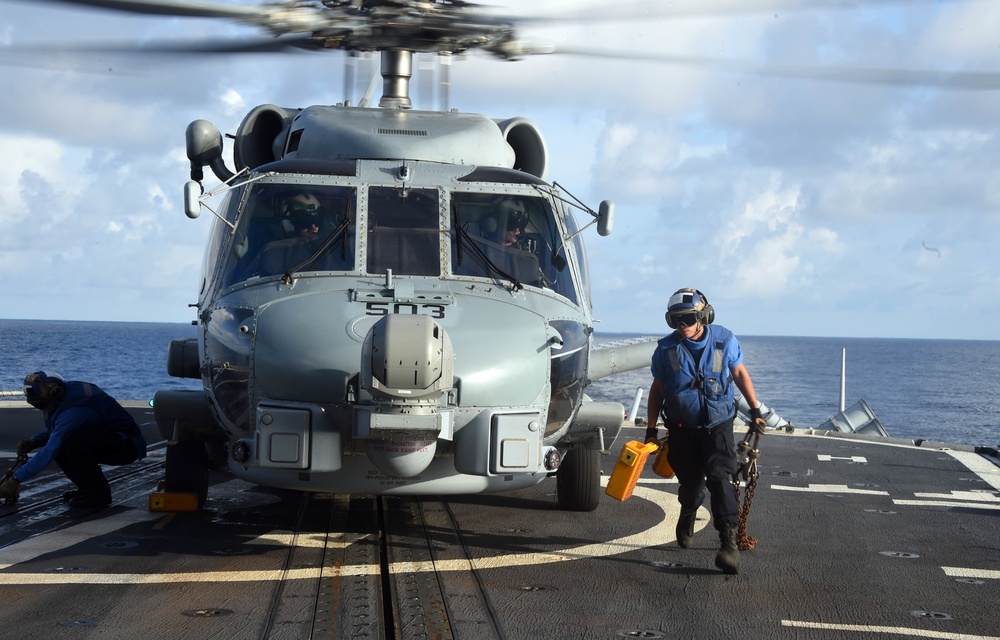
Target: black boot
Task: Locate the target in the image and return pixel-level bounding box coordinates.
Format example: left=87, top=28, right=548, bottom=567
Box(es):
left=676, top=511, right=697, bottom=549
left=715, top=527, right=740, bottom=575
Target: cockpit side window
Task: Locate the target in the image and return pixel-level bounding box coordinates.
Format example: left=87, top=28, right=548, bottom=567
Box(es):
left=223, top=184, right=357, bottom=287
left=367, top=187, right=440, bottom=277
left=451, top=193, right=578, bottom=304
left=563, top=208, right=591, bottom=309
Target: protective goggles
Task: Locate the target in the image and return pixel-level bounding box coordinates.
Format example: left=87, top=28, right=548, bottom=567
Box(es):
left=668, top=312, right=701, bottom=329
left=287, top=200, right=319, bottom=214
left=23, top=373, right=47, bottom=399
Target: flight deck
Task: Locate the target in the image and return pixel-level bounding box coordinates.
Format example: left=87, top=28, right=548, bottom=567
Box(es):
left=1, top=404, right=998, bottom=640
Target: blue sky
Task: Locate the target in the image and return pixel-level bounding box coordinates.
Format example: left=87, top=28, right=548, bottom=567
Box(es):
left=1, top=0, right=999, bottom=340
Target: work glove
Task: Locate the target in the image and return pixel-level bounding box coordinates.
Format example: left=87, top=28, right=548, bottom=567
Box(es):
left=0, top=478, right=20, bottom=503
left=748, top=407, right=767, bottom=435
left=644, top=427, right=659, bottom=444
left=16, top=439, right=37, bottom=456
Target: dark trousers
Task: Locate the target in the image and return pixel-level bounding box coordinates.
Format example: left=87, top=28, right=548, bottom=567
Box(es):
left=54, top=428, right=139, bottom=501
left=666, top=418, right=738, bottom=530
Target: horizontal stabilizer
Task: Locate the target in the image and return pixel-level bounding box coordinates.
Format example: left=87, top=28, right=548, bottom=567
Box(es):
left=736, top=393, right=791, bottom=431
left=819, top=399, right=888, bottom=437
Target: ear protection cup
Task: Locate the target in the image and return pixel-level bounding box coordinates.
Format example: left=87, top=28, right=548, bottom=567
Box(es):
left=697, top=289, right=715, bottom=325
left=23, top=371, right=66, bottom=408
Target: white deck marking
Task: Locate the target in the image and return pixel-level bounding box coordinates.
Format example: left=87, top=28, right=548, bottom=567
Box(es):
left=886, top=451, right=1000, bottom=510
left=817, top=454, right=868, bottom=463
left=892, top=499, right=1000, bottom=511
left=782, top=619, right=1000, bottom=639
left=943, top=567, right=1000, bottom=580
left=770, top=484, right=889, bottom=495
left=0, top=477, right=687, bottom=585
left=945, top=450, right=1000, bottom=492
left=0, top=508, right=162, bottom=571
left=913, top=490, right=1000, bottom=503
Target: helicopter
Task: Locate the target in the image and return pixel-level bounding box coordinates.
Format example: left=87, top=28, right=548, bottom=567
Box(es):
left=7, top=0, right=674, bottom=512
left=8, top=0, right=1000, bottom=512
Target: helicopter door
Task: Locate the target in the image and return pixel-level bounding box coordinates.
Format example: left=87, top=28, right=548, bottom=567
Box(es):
left=367, top=187, right=440, bottom=276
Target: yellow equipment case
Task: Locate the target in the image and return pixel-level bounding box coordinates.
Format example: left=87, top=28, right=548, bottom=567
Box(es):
left=652, top=442, right=675, bottom=479
left=605, top=440, right=659, bottom=501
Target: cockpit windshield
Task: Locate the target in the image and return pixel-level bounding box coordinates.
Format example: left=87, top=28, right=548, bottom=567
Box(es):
left=367, top=187, right=440, bottom=277
left=451, top=192, right=577, bottom=304
left=218, top=182, right=578, bottom=306
left=223, top=184, right=356, bottom=287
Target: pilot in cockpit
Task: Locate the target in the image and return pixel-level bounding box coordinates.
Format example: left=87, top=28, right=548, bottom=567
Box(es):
left=490, top=198, right=529, bottom=248
left=243, top=193, right=323, bottom=277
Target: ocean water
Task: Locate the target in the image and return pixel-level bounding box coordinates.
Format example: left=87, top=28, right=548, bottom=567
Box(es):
left=1, top=320, right=997, bottom=448
left=590, top=334, right=1000, bottom=449
left=0, top=320, right=200, bottom=403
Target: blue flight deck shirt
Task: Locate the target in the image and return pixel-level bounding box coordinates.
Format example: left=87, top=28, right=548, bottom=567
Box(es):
left=14, top=381, right=147, bottom=482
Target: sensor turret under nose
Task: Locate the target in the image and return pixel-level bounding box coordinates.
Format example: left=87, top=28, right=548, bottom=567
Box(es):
left=359, top=314, right=456, bottom=478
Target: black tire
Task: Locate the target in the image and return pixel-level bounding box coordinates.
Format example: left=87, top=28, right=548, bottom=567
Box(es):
left=164, top=438, right=210, bottom=509
left=557, top=446, right=601, bottom=511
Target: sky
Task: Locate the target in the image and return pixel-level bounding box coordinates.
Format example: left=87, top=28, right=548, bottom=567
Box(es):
left=1, top=0, right=999, bottom=340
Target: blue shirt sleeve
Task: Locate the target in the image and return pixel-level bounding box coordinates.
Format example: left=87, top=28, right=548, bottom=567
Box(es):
left=651, top=346, right=666, bottom=382
left=726, top=335, right=744, bottom=371
left=14, top=406, right=101, bottom=482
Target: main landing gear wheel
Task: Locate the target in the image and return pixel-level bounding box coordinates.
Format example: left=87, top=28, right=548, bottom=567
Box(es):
left=556, top=446, right=601, bottom=512
left=164, top=438, right=211, bottom=509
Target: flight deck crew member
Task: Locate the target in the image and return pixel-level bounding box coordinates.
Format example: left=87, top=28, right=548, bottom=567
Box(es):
left=0, top=371, right=147, bottom=509
left=645, top=288, right=767, bottom=575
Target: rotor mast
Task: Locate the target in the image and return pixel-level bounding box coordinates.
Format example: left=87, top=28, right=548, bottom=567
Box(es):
left=379, top=49, right=413, bottom=109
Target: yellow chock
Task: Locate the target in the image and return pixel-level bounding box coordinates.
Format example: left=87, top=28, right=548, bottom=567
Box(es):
left=148, top=491, right=200, bottom=512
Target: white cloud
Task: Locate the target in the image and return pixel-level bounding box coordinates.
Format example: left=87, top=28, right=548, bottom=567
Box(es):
left=0, top=135, right=71, bottom=215
left=714, top=177, right=842, bottom=297
left=219, top=87, right=246, bottom=117
left=1, top=1, right=998, bottom=338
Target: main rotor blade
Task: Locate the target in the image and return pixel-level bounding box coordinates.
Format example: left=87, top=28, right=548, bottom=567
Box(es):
left=3, top=36, right=319, bottom=56
left=511, top=0, right=989, bottom=25
left=552, top=47, right=1000, bottom=91
left=25, top=0, right=262, bottom=19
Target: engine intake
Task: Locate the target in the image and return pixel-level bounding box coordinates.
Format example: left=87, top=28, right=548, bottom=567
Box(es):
left=495, top=117, right=548, bottom=180
left=234, top=104, right=299, bottom=171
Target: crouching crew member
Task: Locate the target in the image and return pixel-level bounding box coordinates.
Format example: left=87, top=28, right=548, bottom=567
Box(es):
left=0, top=371, right=147, bottom=509
left=646, top=288, right=767, bottom=575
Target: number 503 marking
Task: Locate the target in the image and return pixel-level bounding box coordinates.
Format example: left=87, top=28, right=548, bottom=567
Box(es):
left=365, top=302, right=446, bottom=319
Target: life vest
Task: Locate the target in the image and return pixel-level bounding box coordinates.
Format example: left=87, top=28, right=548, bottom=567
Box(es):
left=654, top=325, right=736, bottom=429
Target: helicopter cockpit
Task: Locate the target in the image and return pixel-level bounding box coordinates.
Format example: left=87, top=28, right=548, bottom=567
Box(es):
left=224, top=185, right=357, bottom=286
left=214, top=175, right=580, bottom=306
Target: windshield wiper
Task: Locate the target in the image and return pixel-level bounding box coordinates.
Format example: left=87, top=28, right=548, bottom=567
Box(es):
left=281, top=215, right=352, bottom=284
left=451, top=210, right=522, bottom=291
